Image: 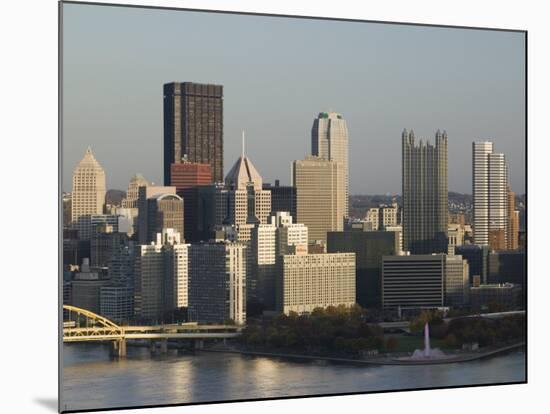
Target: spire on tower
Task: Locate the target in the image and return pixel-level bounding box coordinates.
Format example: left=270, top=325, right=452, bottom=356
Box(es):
left=241, top=130, right=245, bottom=158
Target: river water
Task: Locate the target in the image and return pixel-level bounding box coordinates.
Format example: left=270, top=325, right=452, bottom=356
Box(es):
left=62, top=343, right=526, bottom=412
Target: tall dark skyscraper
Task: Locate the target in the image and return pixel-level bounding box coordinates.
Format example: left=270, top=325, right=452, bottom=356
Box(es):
left=402, top=129, right=448, bottom=254
left=163, top=82, right=224, bottom=185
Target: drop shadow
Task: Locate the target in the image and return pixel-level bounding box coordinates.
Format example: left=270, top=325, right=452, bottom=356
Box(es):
left=34, top=397, right=58, bottom=412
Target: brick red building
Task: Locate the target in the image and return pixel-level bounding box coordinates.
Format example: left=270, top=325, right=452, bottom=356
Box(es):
left=170, top=162, right=212, bottom=241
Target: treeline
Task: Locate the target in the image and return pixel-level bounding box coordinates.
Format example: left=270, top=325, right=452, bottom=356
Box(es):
left=411, top=310, right=525, bottom=348
left=240, top=305, right=387, bottom=356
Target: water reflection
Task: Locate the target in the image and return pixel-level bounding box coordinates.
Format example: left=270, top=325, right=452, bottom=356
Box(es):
left=62, top=344, right=525, bottom=412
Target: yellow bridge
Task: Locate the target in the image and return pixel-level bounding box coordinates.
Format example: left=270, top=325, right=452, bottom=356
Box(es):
left=63, top=305, right=242, bottom=357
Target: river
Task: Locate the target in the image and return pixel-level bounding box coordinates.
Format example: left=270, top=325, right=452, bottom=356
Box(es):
left=62, top=343, right=526, bottom=412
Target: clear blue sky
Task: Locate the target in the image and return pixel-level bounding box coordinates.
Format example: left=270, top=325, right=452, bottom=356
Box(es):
left=62, top=3, right=525, bottom=194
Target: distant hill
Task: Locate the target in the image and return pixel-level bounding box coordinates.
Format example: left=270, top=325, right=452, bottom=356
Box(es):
left=106, top=189, right=125, bottom=207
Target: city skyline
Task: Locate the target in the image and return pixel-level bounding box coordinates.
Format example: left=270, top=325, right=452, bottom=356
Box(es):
left=62, top=4, right=525, bottom=195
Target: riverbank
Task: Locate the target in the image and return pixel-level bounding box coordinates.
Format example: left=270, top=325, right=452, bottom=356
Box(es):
left=199, top=341, right=525, bottom=366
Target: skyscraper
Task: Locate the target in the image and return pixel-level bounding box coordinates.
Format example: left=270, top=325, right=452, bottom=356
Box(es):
left=188, top=242, right=247, bottom=325
left=402, top=129, right=448, bottom=254
left=262, top=180, right=297, bottom=219
left=472, top=142, right=509, bottom=248
left=311, top=112, right=349, bottom=217
left=121, top=174, right=148, bottom=208
left=224, top=142, right=272, bottom=241
left=136, top=185, right=183, bottom=244
left=170, top=161, right=212, bottom=242
left=292, top=156, right=344, bottom=245
left=163, top=82, right=223, bottom=184
left=134, top=229, right=189, bottom=322
left=71, top=147, right=106, bottom=240
left=327, top=230, right=400, bottom=308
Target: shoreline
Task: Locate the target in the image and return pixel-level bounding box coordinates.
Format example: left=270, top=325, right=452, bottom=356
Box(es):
left=198, top=342, right=525, bottom=366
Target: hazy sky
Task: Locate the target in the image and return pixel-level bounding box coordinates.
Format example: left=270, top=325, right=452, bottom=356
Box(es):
left=62, top=3, right=525, bottom=194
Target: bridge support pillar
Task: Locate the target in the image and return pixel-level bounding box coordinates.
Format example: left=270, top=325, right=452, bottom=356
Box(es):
left=111, top=339, right=126, bottom=358
left=194, top=339, right=204, bottom=350
left=160, top=339, right=168, bottom=354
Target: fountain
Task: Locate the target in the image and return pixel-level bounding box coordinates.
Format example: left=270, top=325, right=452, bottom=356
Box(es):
left=400, top=322, right=450, bottom=361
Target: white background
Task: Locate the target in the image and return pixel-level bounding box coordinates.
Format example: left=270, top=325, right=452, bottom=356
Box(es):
left=0, top=0, right=546, bottom=413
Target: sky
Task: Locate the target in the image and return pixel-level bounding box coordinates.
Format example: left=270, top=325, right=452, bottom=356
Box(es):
left=62, top=3, right=525, bottom=194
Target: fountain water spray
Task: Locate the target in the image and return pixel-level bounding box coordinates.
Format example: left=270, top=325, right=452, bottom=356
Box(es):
left=424, top=322, right=431, bottom=358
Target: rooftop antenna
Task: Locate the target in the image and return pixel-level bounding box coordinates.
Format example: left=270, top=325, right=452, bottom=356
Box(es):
left=241, top=130, right=245, bottom=158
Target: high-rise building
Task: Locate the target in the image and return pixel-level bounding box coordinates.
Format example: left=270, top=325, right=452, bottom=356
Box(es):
left=137, top=185, right=181, bottom=244
left=90, top=224, right=128, bottom=268
left=455, top=244, right=489, bottom=285
left=402, top=129, right=448, bottom=254
left=364, top=208, right=379, bottom=231
left=382, top=254, right=446, bottom=310
left=71, top=259, right=110, bottom=314
left=262, top=180, right=297, bottom=219
left=100, top=286, right=134, bottom=323
left=472, top=142, right=509, bottom=248
left=249, top=212, right=308, bottom=310
left=507, top=188, right=519, bottom=250
left=188, top=242, right=247, bottom=325
left=364, top=202, right=400, bottom=232
left=380, top=202, right=400, bottom=229
left=196, top=183, right=229, bottom=241
left=224, top=146, right=272, bottom=240
left=311, top=112, right=349, bottom=217
left=327, top=230, right=399, bottom=308
left=292, top=156, right=344, bottom=245
left=170, top=161, right=212, bottom=191
left=134, top=229, right=189, bottom=322
left=170, top=161, right=212, bottom=242
left=276, top=252, right=356, bottom=315
left=444, top=255, right=470, bottom=308
left=71, top=147, right=106, bottom=240
left=382, top=253, right=469, bottom=310
left=122, top=174, right=148, bottom=208
left=163, top=82, right=223, bottom=184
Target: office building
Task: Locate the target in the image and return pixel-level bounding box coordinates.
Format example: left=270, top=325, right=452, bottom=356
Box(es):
left=100, top=286, right=134, bottom=323
left=292, top=156, right=344, bottom=244
left=71, top=258, right=110, bottom=313
left=455, top=244, right=489, bottom=285
left=249, top=212, right=308, bottom=310
left=276, top=252, right=356, bottom=315
left=444, top=255, right=470, bottom=308
left=134, top=229, right=189, bottom=322
left=263, top=180, right=297, bottom=219
left=364, top=208, right=379, bottom=231
left=122, top=174, right=148, bottom=208
left=447, top=224, right=465, bottom=255
left=90, top=224, right=128, bottom=268
left=488, top=250, right=526, bottom=287
left=470, top=283, right=522, bottom=310
left=472, top=142, right=509, bottom=248
left=137, top=185, right=182, bottom=244
left=170, top=161, right=212, bottom=242
left=311, top=112, right=349, bottom=217
left=196, top=183, right=229, bottom=241
left=402, top=129, right=448, bottom=254
left=71, top=147, right=106, bottom=240
left=382, top=254, right=445, bottom=310
left=507, top=188, right=519, bottom=250
left=224, top=147, right=272, bottom=241
left=327, top=230, right=399, bottom=308
left=163, top=82, right=223, bottom=184
left=188, top=242, right=247, bottom=325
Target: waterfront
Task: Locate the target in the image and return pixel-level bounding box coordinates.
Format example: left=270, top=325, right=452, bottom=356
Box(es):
left=62, top=343, right=526, bottom=412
